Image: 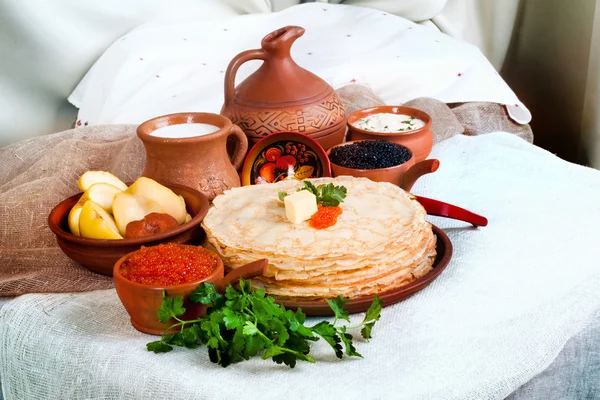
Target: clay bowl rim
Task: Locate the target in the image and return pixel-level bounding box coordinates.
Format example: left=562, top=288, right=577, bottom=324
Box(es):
left=241, top=131, right=333, bottom=185
left=136, top=112, right=232, bottom=145
left=346, top=105, right=433, bottom=137
left=326, top=139, right=415, bottom=174
left=47, top=182, right=209, bottom=248
left=113, top=244, right=225, bottom=291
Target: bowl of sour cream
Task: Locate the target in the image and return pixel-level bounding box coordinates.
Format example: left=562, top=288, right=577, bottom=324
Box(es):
left=346, top=106, right=433, bottom=162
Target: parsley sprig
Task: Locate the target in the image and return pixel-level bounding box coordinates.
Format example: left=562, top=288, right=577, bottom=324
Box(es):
left=278, top=180, right=347, bottom=207
left=147, top=279, right=382, bottom=368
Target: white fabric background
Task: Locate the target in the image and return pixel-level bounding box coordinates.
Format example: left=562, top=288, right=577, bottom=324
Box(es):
left=69, top=4, right=530, bottom=127
left=2, top=133, right=599, bottom=400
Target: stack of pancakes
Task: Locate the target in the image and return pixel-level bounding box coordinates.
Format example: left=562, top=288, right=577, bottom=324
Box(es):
left=202, top=176, right=436, bottom=300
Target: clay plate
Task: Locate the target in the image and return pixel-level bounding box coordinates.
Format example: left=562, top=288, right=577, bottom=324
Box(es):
left=278, top=224, right=452, bottom=316
left=241, top=132, right=332, bottom=185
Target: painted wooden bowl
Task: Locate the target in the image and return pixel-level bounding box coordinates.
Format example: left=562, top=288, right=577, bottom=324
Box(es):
left=241, top=132, right=331, bottom=185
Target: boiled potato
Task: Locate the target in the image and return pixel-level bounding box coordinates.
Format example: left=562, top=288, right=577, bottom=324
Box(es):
left=125, top=177, right=186, bottom=224
left=82, top=183, right=123, bottom=213
left=72, top=172, right=186, bottom=239
left=78, top=171, right=128, bottom=192
left=112, top=192, right=164, bottom=236
left=68, top=197, right=86, bottom=236
left=78, top=201, right=123, bottom=239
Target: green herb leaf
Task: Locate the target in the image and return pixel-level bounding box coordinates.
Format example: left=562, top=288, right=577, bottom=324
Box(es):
left=359, top=295, right=383, bottom=340
left=189, top=282, right=223, bottom=306
left=261, top=345, right=286, bottom=359
left=311, top=321, right=343, bottom=359
left=285, top=309, right=315, bottom=339
left=361, top=322, right=376, bottom=340
left=157, top=293, right=186, bottom=323
left=318, top=183, right=347, bottom=207
left=326, top=295, right=351, bottom=323
left=243, top=321, right=259, bottom=336
left=243, top=333, right=266, bottom=358
left=222, top=308, right=245, bottom=330
left=364, top=295, right=383, bottom=324
left=148, top=278, right=380, bottom=368
left=239, top=278, right=252, bottom=295
left=168, top=327, right=201, bottom=349
left=281, top=180, right=347, bottom=207
left=302, top=180, right=319, bottom=196
left=271, top=347, right=315, bottom=368
left=147, top=340, right=173, bottom=353
left=338, top=326, right=362, bottom=358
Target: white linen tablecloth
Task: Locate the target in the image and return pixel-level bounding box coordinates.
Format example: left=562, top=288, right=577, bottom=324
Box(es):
left=1, top=133, right=599, bottom=400
left=69, top=3, right=531, bottom=127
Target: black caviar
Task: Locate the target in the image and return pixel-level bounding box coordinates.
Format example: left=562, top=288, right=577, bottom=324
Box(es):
left=329, top=140, right=412, bottom=169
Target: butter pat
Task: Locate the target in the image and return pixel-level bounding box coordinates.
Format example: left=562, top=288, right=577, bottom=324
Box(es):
left=284, top=190, right=318, bottom=224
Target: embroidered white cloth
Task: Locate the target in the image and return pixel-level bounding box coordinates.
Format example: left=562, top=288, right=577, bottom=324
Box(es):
left=69, top=3, right=531, bottom=127
left=2, top=133, right=599, bottom=400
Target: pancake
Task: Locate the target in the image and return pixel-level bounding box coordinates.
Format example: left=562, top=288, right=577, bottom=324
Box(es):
left=202, top=176, right=436, bottom=300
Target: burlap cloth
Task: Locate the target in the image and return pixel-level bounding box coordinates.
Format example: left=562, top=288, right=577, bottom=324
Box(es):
left=0, top=85, right=532, bottom=296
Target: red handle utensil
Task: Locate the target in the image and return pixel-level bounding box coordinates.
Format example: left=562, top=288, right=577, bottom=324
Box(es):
left=415, top=195, right=488, bottom=227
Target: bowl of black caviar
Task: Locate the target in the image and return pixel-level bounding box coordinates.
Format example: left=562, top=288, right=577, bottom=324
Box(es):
left=326, top=140, right=440, bottom=192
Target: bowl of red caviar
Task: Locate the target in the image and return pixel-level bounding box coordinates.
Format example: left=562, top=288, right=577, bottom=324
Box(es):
left=114, top=243, right=267, bottom=335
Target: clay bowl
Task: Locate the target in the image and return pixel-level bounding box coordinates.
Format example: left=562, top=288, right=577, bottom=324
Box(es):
left=326, top=140, right=439, bottom=192
left=48, top=182, right=209, bottom=276
left=114, top=246, right=268, bottom=335
left=346, top=106, right=433, bottom=162
left=241, top=131, right=332, bottom=185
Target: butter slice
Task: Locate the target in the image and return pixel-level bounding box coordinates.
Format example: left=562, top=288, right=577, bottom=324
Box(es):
left=284, top=190, right=318, bottom=224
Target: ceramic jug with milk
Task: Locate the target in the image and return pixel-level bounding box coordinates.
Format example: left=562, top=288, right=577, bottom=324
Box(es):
left=137, top=113, right=248, bottom=201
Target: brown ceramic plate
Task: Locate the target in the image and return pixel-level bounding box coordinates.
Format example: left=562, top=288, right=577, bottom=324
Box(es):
left=47, top=182, right=209, bottom=276
left=241, top=132, right=332, bottom=185
left=278, top=224, right=452, bottom=316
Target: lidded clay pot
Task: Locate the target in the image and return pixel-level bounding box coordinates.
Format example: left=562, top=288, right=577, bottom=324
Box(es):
left=221, top=26, right=346, bottom=150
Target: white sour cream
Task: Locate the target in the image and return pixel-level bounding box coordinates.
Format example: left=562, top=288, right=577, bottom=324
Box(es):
left=354, top=113, right=426, bottom=133
left=150, top=123, right=220, bottom=138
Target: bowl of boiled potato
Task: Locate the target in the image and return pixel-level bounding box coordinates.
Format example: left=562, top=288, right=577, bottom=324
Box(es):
left=48, top=171, right=209, bottom=276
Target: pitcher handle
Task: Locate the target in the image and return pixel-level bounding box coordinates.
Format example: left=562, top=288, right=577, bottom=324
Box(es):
left=229, top=124, right=249, bottom=171
left=223, top=49, right=266, bottom=105
left=400, top=159, right=440, bottom=192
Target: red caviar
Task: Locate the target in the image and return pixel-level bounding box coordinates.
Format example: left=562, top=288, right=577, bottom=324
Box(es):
left=309, top=205, right=343, bottom=229
left=120, top=243, right=217, bottom=286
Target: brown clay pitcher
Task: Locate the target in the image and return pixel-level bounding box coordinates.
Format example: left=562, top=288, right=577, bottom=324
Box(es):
left=220, top=26, right=346, bottom=150
left=137, top=112, right=248, bottom=201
